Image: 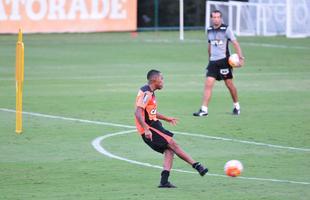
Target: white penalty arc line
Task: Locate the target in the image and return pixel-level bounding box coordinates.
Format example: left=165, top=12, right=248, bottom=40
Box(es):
left=92, top=130, right=310, bottom=186
left=1, top=107, right=310, bottom=152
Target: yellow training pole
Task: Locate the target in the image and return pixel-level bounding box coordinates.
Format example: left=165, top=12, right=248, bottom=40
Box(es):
left=16, top=28, right=24, bottom=134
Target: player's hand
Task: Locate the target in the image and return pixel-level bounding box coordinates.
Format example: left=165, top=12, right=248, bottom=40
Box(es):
left=144, top=129, right=152, bottom=141
left=166, top=117, right=178, bottom=126
left=239, top=57, right=245, bottom=67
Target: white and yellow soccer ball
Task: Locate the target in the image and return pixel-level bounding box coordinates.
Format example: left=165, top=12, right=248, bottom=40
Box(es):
left=228, top=53, right=240, bottom=68
left=224, top=160, right=243, bottom=177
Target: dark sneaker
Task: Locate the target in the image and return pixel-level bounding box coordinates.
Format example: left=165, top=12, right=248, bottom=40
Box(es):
left=158, top=181, right=177, bottom=188
left=232, top=108, right=240, bottom=115
left=193, top=109, right=208, bottom=117
left=193, top=162, right=209, bottom=176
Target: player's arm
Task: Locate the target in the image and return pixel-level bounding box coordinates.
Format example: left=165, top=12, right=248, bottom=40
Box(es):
left=231, top=40, right=245, bottom=66
left=157, top=112, right=178, bottom=126
left=208, top=43, right=211, bottom=59
left=135, top=106, right=153, bottom=140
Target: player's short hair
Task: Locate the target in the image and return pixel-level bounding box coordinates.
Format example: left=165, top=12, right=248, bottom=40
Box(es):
left=210, top=10, right=222, bottom=18
left=147, top=69, right=161, bottom=81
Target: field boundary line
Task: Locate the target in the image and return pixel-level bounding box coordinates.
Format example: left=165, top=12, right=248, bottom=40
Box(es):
left=0, top=108, right=134, bottom=129
left=143, top=38, right=310, bottom=50
left=1, top=107, right=309, bottom=152
left=174, top=131, right=310, bottom=152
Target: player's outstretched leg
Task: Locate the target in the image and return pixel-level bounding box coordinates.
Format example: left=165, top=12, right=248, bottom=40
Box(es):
left=167, top=139, right=209, bottom=176
left=192, top=162, right=209, bottom=176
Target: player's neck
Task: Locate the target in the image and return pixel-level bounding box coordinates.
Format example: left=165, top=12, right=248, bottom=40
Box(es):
left=148, top=84, right=156, bottom=92
left=213, top=23, right=222, bottom=29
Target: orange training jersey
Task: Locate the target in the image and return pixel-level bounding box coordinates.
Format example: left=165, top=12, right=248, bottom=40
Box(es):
left=135, top=85, right=158, bottom=134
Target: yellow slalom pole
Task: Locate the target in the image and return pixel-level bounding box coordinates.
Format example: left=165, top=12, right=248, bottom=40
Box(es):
left=16, top=28, right=24, bottom=134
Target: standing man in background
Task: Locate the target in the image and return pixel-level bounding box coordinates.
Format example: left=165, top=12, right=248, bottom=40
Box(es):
left=193, top=10, right=245, bottom=117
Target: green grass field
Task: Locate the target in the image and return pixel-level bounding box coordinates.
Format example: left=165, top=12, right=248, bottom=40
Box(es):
left=0, top=31, right=309, bottom=200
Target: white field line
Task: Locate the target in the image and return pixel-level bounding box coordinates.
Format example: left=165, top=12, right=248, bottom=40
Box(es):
left=92, top=130, right=310, bottom=185
left=0, top=108, right=134, bottom=129
left=242, top=42, right=310, bottom=50
left=1, top=107, right=310, bottom=152
left=174, top=131, right=310, bottom=152
left=143, top=38, right=310, bottom=50
left=2, top=72, right=310, bottom=81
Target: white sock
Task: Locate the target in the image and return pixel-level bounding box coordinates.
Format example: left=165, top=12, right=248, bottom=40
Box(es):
left=234, top=102, right=240, bottom=110
left=201, top=105, right=208, bottom=113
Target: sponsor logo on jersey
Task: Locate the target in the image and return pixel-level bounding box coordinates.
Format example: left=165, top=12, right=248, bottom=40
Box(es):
left=210, top=40, right=224, bottom=46
left=150, top=108, right=157, bottom=115
left=220, top=69, right=229, bottom=75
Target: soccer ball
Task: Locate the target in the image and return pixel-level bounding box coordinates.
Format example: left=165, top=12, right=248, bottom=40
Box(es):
left=228, top=53, right=240, bottom=68
left=224, top=160, right=243, bottom=177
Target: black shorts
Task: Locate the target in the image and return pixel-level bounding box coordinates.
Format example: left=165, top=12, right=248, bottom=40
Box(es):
left=141, top=121, right=174, bottom=154
left=206, top=57, right=233, bottom=81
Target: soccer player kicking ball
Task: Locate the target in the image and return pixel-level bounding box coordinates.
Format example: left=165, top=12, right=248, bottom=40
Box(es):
left=135, top=69, right=208, bottom=188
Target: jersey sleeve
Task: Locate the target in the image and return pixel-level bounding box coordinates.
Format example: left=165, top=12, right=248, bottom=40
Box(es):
left=136, top=91, right=151, bottom=109
left=207, top=28, right=211, bottom=43
left=226, top=26, right=236, bottom=41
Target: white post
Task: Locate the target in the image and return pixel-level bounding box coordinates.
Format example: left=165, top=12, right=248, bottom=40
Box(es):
left=228, top=3, right=233, bottom=28
left=256, top=4, right=260, bottom=35
left=206, top=0, right=210, bottom=33
left=262, top=4, right=267, bottom=36
left=236, top=3, right=241, bottom=35
left=286, top=0, right=292, bottom=38
left=179, top=0, right=184, bottom=41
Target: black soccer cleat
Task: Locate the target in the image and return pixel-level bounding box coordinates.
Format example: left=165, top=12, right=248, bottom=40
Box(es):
left=232, top=108, right=240, bottom=115
left=193, top=109, right=208, bottom=117
left=193, top=162, right=209, bottom=176
left=158, top=181, right=177, bottom=188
